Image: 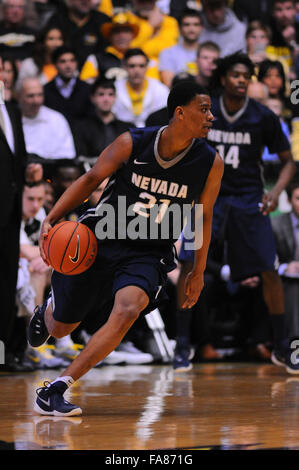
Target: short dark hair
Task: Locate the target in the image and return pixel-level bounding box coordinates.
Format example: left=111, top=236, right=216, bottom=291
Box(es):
left=167, top=82, right=209, bottom=119
left=91, top=78, right=115, bottom=95
left=123, top=48, right=149, bottom=63
left=171, top=72, right=196, bottom=88
left=178, top=8, right=202, bottom=26
left=272, top=0, right=295, bottom=8
left=203, top=0, right=228, bottom=8
left=211, top=52, right=255, bottom=89
left=52, top=46, right=77, bottom=64
left=24, top=179, right=46, bottom=189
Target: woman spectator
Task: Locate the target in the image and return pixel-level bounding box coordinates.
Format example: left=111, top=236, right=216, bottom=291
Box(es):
left=258, top=59, right=293, bottom=126
left=2, top=56, right=18, bottom=102
left=258, top=59, right=288, bottom=99
left=18, top=25, right=65, bottom=85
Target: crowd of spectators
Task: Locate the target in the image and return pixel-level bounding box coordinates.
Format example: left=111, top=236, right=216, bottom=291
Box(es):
left=2, top=0, right=299, bottom=371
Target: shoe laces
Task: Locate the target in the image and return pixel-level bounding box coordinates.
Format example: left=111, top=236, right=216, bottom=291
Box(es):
left=36, top=381, right=53, bottom=398
left=34, top=305, right=40, bottom=315
left=36, top=381, right=74, bottom=406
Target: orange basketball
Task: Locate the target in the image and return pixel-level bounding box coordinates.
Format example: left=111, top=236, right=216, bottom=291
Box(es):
left=43, top=221, right=98, bottom=275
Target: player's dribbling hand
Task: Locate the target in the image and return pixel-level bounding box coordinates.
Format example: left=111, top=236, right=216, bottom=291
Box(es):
left=39, top=219, right=52, bottom=264
left=182, top=271, right=204, bottom=310
left=259, top=190, right=279, bottom=216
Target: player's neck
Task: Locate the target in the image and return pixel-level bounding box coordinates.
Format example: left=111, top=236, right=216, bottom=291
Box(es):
left=158, top=125, right=193, bottom=160
left=222, top=93, right=246, bottom=115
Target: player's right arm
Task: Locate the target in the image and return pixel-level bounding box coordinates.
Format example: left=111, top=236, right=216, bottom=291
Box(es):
left=39, top=132, right=133, bottom=262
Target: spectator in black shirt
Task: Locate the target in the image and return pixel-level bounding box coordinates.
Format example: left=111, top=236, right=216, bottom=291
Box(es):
left=44, top=0, right=111, bottom=69
left=232, top=0, right=273, bottom=24
left=76, top=78, right=135, bottom=159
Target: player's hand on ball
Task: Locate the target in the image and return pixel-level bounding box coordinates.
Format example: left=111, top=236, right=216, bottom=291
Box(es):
left=182, top=271, right=204, bottom=309
left=39, top=219, right=53, bottom=264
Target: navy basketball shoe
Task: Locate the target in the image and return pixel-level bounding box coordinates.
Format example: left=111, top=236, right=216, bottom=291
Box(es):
left=173, top=336, right=193, bottom=372
left=28, top=300, right=50, bottom=347
left=34, top=381, right=82, bottom=416
left=271, top=348, right=299, bottom=374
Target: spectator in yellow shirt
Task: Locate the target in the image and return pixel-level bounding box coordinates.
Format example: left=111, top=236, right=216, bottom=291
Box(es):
left=124, top=0, right=179, bottom=79
left=80, top=13, right=139, bottom=83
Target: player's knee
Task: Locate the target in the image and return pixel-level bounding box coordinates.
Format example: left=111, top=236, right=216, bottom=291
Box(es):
left=113, top=299, right=146, bottom=327
left=118, top=303, right=141, bottom=324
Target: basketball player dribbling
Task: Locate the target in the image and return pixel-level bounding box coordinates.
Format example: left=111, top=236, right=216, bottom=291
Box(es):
left=27, top=83, right=223, bottom=416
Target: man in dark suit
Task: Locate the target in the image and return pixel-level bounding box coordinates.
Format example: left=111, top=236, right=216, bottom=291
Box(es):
left=43, top=46, right=93, bottom=127
left=76, top=78, right=135, bottom=158
left=271, top=180, right=299, bottom=338
left=0, top=53, right=42, bottom=371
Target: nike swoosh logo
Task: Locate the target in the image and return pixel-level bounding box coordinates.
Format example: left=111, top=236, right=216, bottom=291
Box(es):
left=69, top=235, right=80, bottom=263
left=134, top=159, right=149, bottom=165
left=38, top=396, right=50, bottom=407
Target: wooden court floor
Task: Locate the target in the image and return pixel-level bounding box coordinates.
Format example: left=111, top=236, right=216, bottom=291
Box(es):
left=1, top=363, right=299, bottom=450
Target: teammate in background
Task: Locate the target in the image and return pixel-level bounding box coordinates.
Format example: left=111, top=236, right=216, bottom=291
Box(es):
left=174, top=53, right=297, bottom=373
left=27, top=82, right=223, bottom=416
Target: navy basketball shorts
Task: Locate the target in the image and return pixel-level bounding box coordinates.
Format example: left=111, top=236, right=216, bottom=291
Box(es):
left=50, top=239, right=177, bottom=324
left=179, top=193, right=276, bottom=281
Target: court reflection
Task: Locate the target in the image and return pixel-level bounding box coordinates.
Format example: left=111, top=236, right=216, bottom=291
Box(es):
left=3, top=364, right=299, bottom=449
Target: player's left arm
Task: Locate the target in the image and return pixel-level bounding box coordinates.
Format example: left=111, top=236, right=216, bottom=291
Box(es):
left=182, top=153, right=224, bottom=309
left=260, top=149, right=296, bottom=215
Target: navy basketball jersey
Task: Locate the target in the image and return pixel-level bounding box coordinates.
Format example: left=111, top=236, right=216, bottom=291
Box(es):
left=207, top=96, right=290, bottom=195
left=80, top=126, right=216, bottom=247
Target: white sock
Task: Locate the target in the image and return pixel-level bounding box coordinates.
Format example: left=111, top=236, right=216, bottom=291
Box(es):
left=55, top=335, right=74, bottom=350
left=51, top=376, right=75, bottom=388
